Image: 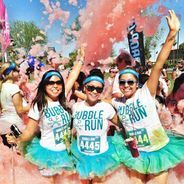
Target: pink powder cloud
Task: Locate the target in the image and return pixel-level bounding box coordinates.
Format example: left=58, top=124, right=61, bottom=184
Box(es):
left=76, top=0, right=166, bottom=64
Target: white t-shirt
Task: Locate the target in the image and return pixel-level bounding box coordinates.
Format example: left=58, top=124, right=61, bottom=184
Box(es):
left=0, top=83, right=24, bottom=134
left=72, top=101, right=116, bottom=155
left=112, top=83, right=169, bottom=152
left=28, top=101, right=71, bottom=151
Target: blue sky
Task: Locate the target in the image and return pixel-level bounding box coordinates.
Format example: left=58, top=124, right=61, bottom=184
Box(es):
left=3, top=0, right=184, bottom=59
left=4, top=0, right=87, bottom=54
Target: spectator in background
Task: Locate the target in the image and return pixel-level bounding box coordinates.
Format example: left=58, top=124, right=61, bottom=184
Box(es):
left=166, top=73, right=184, bottom=115
left=69, top=71, right=86, bottom=103
left=0, top=62, right=30, bottom=148
left=107, top=66, right=119, bottom=86
left=112, top=51, right=134, bottom=98
left=103, top=66, right=119, bottom=100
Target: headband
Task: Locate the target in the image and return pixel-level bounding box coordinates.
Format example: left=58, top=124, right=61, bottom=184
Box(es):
left=119, top=68, right=139, bottom=79
left=43, top=71, right=62, bottom=80
left=83, top=76, right=104, bottom=85
left=3, top=62, right=16, bottom=75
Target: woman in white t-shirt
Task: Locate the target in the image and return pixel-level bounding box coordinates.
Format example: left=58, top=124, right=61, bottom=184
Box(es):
left=7, top=48, right=85, bottom=183
left=71, top=69, right=121, bottom=182
left=0, top=62, right=30, bottom=147
left=112, top=10, right=184, bottom=184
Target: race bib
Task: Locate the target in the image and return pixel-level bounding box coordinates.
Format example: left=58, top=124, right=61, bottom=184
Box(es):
left=79, top=136, right=100, bottom=154
left=53, top=125, right=67, bottom=145
left=127, top=128, right=150, bottom=147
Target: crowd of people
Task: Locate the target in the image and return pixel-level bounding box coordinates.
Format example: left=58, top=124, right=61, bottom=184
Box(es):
left=0, top=10, right=184, bottom=184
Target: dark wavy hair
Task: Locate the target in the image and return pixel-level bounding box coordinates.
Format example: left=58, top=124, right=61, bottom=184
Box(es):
left=32, top=70, right=66, bottom=112
left=76, top=71, right=86, bottom=91
left=116, top=51, right=133, bottom=66
left=83, top=68, right=104, bottom=88
left=172, top=73, right=184, bottom=95
left=89, top=68, right=104, bottom=80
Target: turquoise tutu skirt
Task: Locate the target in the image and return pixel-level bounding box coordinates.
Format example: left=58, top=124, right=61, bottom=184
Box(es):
left=70, top=136, right=121, bottom=179
left=112, top=131, right=184, bottom=174
left=24, top=137, right=74, bottom=174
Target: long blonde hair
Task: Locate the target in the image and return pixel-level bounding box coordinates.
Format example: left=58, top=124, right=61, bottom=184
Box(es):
left=0, top=62, right=15, bottom=91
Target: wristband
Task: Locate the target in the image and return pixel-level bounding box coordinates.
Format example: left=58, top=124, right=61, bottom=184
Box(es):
left=78, top=60, right=84, bottom=65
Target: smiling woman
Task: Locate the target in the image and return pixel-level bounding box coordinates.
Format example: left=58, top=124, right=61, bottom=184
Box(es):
left=111, top=10, right=184, bottom=184
left=6, top=47, right=85, bottom=183
left=70, top=68, right=122, bottom=182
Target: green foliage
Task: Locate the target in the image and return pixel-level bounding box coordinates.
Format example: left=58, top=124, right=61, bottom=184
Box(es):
left=144, top=37, right=152, bottom=60
left=65, top=50, right=78, bottom=68
left=179, top=42, right=184, bottom=50
left=144, top=28, right=164, bottom=60
left=10, top=21, right=47, bottom=53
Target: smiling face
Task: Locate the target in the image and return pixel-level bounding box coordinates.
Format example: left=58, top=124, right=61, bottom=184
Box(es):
left=84, top=81, right=103, bottom=106
left=119, top=73, right=138, bottom=99
left=45, top=75, right=63, bottom=101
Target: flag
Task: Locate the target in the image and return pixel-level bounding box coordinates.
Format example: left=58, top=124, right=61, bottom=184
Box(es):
left=0, top=0, right=10, bottom=52
left=127, top=20, right=145, bottom=66
left=0, top=0, right=5, bottom=27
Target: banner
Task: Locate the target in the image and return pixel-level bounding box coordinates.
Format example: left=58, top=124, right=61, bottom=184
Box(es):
left=127, top=20, right=145, bottom=66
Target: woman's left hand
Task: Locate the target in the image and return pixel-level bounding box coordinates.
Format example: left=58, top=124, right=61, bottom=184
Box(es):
left=166, top=10, right=180, bottom=33
left=6, top=134, right=18, bottom=145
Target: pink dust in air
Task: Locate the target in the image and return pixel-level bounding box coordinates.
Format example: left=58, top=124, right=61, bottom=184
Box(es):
left=77, top=0, right=166, bottom=64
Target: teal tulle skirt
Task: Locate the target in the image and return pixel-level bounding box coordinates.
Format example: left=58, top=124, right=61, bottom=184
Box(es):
left=24, top=137, right=74, bottom=175
left=70, top=136, right=121, bottom=179
left=112, top=131, right=184, bottom=174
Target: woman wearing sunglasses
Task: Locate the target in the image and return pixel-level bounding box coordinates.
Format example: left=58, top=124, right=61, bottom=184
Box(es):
left=70, top=69, right=121, bottom=183
left=0, top=62, right=30, bottom=148
left=111, top=10, right=184, bottom=184
left=6, top=48, right=85, bottom=183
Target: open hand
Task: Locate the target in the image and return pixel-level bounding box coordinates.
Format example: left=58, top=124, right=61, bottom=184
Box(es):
left=166, top=10, right=180, bottom=32
left=77, top=46, right=85, bottom=61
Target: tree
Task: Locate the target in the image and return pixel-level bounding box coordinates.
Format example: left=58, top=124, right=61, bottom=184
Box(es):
left=10, top=21, right=47, bottom=53
left=144, top=37, right=152, bottom=60
left=64, top=50, right=78, bottom=69
left=144, top=27, right=164, bottom=61
left=179, top=42, right=184, bottom=50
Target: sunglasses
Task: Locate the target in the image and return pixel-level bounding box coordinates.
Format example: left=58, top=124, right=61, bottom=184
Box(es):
left=86, top=85, right=103, bottom=93
left=46, top=80, right=62, bottom=85
left=119, top=80, right=137, bottom=86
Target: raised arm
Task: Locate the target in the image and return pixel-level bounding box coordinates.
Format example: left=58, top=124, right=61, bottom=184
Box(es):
left=147, top=10, right=180, bottom=96
left=65, top=47, right=85, bottom=96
